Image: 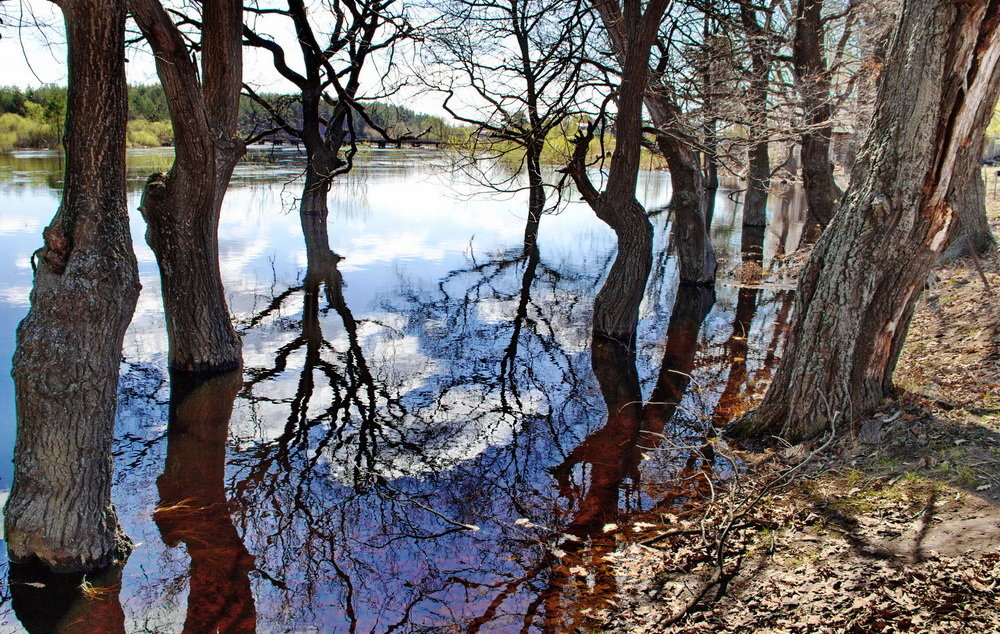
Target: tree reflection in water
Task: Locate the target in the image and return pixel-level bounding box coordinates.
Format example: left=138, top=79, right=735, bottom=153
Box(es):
left=535, top=283, right=715, bottom=632
left=27, top=203, right=799, bottom=632
left=164, top=212, right=794, bottom=630
left=0, top=148, right=815, bottom=631
left=227, top=208, right=607, bottom=629
left=154, top=369, right=255, bottom=633
left=8, top=561, right=126, bottom=633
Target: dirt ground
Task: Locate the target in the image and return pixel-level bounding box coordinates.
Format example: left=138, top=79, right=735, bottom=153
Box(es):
left=597, top=191, right=1000, bottom=632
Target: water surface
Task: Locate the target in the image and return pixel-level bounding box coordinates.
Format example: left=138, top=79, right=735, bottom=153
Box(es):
left=0, top=147, right=803, bottom=632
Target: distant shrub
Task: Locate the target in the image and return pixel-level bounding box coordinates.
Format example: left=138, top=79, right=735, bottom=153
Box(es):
left=127, top=118, right=172, bottom=146
left=0, top=131, right=16, bottom=150
left=0, top=112, right=58, bottom=148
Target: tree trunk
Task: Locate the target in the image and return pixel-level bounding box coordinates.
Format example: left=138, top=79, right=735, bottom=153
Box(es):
left=132, top=0, right=244, bottom=372
left=524, top=143, right=545, bottom=249
left=569, top=0, right=671, bottom=340
left=702, top=10, right=720, bottom=230
left=703, top=123, right=720, bottom=230
left=5, top=0, right=139, bottom=572
left=736, top=0, right=1000, bottom=442
left=646, top=97, right=718, bottom=284
left=590, top=201, right=654, bottom=342
left=945, top=159, right=999, bottom=260
left=594, top=1, right=717, bottom=285
left=794, top=0, right=838, bottom=246
left=740, top=5, right=771, bottom=253
left=155, top=370, right=256, bottom=633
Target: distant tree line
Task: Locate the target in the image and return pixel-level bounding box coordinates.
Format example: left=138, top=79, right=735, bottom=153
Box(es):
left=0, top=84, right=462, bottom=150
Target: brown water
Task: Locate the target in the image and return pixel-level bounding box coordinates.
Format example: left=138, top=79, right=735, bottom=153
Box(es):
left=0, top=147, right=803, bottom=632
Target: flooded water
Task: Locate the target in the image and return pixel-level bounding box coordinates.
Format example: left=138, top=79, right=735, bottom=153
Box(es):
left=0, top=147, right=803, bottom=632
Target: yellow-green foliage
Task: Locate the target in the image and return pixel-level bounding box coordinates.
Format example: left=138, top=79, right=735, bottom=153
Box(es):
left=988, top=102, right=1000, bottom=138
left=458, top=117, right=668, bottom=173
left=0, top=112, right=58, bottom=149
left=126, top=119, right=172, bottom=147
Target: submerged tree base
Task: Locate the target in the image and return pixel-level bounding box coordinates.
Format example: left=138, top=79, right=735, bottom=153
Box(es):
left=9, top=555, right=128, bottom=630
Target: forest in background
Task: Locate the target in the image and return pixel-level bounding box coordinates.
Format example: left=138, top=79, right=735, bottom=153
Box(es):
left=0, top=83, right=462, bottom=149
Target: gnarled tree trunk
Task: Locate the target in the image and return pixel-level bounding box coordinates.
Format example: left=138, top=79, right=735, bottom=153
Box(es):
left=737, top=0, right=1000, bottom=442
left=568, top=0, right=671, bottom=341
left=5, top=0, right=139, bottom=572
left=131, top=0, right=244, bottom=372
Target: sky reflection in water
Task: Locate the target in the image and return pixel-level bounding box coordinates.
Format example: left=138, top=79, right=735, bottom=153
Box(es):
left=0, top=147, right=803, bottom=632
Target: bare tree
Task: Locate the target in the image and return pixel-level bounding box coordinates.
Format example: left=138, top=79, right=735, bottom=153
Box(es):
left=243, top=0, right=414, bottom=226
left=426, top=0, right=592, bottom=248
left=129, top=0, right=245, bottom=372
left=567, top=0, right=671, bottom=342
left=6, top=0, right=140, bottom=572
left=736, top=0, right=1000, bottom=441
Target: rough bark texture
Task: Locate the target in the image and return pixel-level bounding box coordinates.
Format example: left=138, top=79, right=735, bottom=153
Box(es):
left=946, top=165, right=998, bottom=258
left=131, top=0, right=244, bottom=372
left=794, top=0, right=838, bottom=246
left=155, top=370, right=256, bottom=632
left=568, top=0, right=670, bottom=340
left=737, top=0, right=1000, bottom=442
left=5, top=0, right=139, bottom=572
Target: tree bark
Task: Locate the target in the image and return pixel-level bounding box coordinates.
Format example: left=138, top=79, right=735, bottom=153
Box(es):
left=5, top=0, right=139, bottom=572
left=736, top=0, right=1000, bottom=442
left=131, top=0, right=244, bottom=372
left=946, top=165, right=998, bottom=258
left=568, top=0, right=671, bottom=341
left=793, top=0, right=838, bottom=246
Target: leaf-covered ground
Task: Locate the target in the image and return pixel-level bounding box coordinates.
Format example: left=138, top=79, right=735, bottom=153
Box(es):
left=597, top=191, right=1000, bottom=632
